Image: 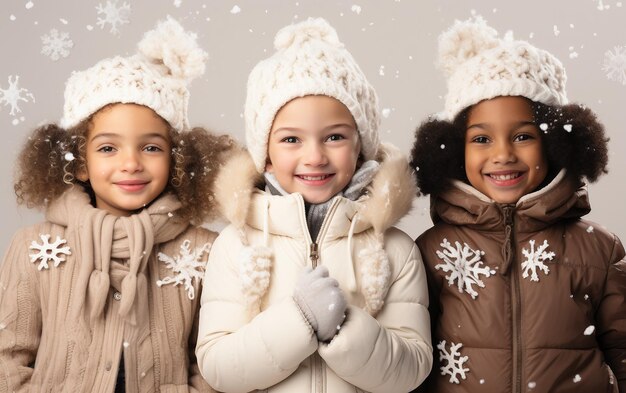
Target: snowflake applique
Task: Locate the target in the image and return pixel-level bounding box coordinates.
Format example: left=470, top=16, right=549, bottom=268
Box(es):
left=602, top=45, right=626, bottom=85
left=438, top=340, right=470, bottom=384
left=41, top=29, right=73, bottom=61
left=29, top=234, right=71, bottom=270
left=156, top=239, right=210, bottom=300
left=96, top=0, right=131, bottom=35
left=0, top=75, right=35, bottom=117
left=435, top=239, right=495, bottom=299
left=521, top=239, right=556, bottom=282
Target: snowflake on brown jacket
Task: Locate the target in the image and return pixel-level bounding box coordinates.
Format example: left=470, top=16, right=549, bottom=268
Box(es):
left=435, top=238, right=495, bottom=299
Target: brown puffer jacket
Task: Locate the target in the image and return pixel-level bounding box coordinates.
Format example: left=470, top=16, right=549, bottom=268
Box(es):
left=415, top=171, right=626, bottom=393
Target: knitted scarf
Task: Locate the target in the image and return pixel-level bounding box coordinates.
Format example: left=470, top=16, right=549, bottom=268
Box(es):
left=45, top=187, right=188, bottom=324
left=264, top=160, right=380, bottom=240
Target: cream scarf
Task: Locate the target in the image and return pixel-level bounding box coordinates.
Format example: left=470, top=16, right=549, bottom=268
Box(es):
left=46, top=187, right=188, bottom=324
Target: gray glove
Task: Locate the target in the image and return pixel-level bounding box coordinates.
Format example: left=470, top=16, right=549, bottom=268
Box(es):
left=293, top=266, right=347, bottom=342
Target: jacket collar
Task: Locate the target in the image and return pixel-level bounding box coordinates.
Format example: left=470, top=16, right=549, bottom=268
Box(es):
left=432, top=169, right=591, bottom=233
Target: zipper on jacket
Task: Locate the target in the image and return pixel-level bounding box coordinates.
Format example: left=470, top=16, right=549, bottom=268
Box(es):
left=298, top=195, right=339, bottom=393
left=310, top=243, right=319, bottom=268
left=502, top=205, right=522, bottom=393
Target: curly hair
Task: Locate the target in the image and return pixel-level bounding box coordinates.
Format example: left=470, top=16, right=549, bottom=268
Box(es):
left=14, top=112, right=235, bottom=224
left=409, top=101, right=609, bottom=196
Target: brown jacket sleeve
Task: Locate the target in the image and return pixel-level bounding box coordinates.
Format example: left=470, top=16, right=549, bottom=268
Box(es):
left=0, top=228, right=42, bottom=393
left=596, top=234, right=626, bottom=392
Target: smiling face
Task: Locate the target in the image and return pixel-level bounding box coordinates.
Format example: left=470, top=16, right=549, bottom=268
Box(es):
left=79, top=103, right=171, bottom=216
left=464, top=96, right=548, bottom=204
left=266, top=95, right=361, bottom=204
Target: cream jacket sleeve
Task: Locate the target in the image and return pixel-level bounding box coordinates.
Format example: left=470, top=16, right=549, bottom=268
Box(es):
left=318, top=230, right=433, bottom=393
left=195, top=226, right=318, bottom=393
left=0, top=227, right=42, bottom=393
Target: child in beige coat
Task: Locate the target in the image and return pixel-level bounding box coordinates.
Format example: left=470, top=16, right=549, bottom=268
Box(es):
left=0, top=17, right=232, bottom=393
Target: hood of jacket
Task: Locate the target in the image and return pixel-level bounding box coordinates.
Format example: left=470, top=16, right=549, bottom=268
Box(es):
left=214, top=142, right=417, bottom=239
left=212, top=142, right=418, bottom=315
left=431, top=170, right=591, bottom=233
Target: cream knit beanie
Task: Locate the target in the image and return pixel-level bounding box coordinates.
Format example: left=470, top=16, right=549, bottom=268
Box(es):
left=244, top=17, right=380, bottom=173
left=439, top=16, right=568, bottom=121
left=60, top=16, right=207, bottom=131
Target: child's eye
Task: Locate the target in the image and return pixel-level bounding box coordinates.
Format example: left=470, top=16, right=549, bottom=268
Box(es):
left=97, top=145, right=115, bottom=153
left=514, top=134, right=534, bottom=142
left=471, top=136, right=490, bottom=144
left=326, top=134, right=345, bottom=142
left=144, top=145, right=163, bottom=152
left=281, top=136, right=299, bottom=143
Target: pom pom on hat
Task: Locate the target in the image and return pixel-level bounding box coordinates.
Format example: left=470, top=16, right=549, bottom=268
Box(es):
left=438, top=16, right=499, bottom=77
left=245, top=17, right=380, bottom=173
left=437, top=15, right=568, bottom=121
left=138, top=16, right=207, bottom=81
left=273, top=17, right=342, bottom=50
left=60, top=16, right=206, bottom=131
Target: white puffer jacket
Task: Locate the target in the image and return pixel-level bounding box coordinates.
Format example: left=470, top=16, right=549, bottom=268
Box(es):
left=196, top=145, right=432, bottom=393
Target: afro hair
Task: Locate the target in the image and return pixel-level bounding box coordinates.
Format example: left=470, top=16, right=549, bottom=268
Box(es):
left=409, top=102, right=609, bottom=197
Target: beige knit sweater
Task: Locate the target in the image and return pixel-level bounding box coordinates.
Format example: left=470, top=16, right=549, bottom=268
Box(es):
left=0, top=188, right=217, bottom=393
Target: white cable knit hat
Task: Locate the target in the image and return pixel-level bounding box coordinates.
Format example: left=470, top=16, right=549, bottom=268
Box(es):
left=60, top=16, right=207, bottom=131
left=439, top=16, right=568, bottom=121
left=244, top=17, right=380, bottom=173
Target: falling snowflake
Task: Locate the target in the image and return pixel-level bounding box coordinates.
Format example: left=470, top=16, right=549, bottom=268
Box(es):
left=0, top=75, right=35, bottom=117
left=156, top=239, right=210, bottom=299
left=435, top=239, right=495, bottom=299
left=602, top=46, right=626, bottom=85
left=438, top=340, right=469, bottom=384
left=29, top=234, right=72, bottom=270
left=521, top=239, right=555, bottom=282
left=41, top=29, right=73, bottom=61
left=96, top=0, right=131, bottom=34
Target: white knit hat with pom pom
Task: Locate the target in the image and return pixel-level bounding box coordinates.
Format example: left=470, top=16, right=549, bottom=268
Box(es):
left=438, top=15, right=568, bottom=121
left=60, top=16, right=207, bottom=131
left=245, top=17, right=380, bottom=173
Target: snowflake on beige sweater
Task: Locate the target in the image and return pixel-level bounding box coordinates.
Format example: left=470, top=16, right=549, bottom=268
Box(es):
left=156, top=239, right=210, bottom=299
left=29, top=234, right=72, bottom=270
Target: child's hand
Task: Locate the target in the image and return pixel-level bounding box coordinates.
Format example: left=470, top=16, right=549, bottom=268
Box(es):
left=293, top=265, right=347, bottom=342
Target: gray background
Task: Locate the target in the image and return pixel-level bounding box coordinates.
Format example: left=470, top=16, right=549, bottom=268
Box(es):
left=1, top=0, right=625, bottom=257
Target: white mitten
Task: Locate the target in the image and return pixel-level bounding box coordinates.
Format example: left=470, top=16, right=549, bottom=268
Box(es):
left=293, top=266, right=347, bottom=342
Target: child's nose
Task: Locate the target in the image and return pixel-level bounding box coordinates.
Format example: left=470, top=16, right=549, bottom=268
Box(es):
left=304, top=143, right=328, bottom=167
left=492, top=142, right=516, bottom=164
left=121, top=151, right=143, bottom=172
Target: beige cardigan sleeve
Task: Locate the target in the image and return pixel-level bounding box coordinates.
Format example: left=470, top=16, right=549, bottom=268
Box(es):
left=0, top=227, right=43, bottom=393
left=318, top=230, right=433, bottom=393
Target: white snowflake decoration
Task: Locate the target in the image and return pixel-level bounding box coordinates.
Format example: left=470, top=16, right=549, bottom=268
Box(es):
left=438, top=340, right=469, bottom=384
left=521, top=239, right=555, bottom=282
left=435, top=239, right=495, bottom=299
left=156, top=239, right=210, bottom=299
left=0, top=75, right=35, bottom=117
left=96, top=0, right=131, bottom=34
left=29, top=234, right=71, bottom=270
left=602, top=46, right=626, bottom=85
left=41, top=29, right=73, bottom=61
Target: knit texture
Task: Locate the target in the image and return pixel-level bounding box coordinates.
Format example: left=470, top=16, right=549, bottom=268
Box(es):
left=0, top=187, right=217, bottom=392
left=438, top=15, right=568, bottom=121
left=244, top=17, right=380, bottom=173
left=60, top=16, right=207, bottom=131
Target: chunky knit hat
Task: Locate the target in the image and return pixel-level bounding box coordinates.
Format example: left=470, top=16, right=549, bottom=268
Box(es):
left=439, top=16, right=568, bottom=121
left=60, top=16, right=207, bottom=131
left=244, top=17, right=380, bottom=173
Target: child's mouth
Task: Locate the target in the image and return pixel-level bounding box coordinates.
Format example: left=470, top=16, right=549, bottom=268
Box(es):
left=296, top=173, right=334, bottom=185
left=489, top=172, right=521, bottom=181
left=486, top=171, right=524, bottom=186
